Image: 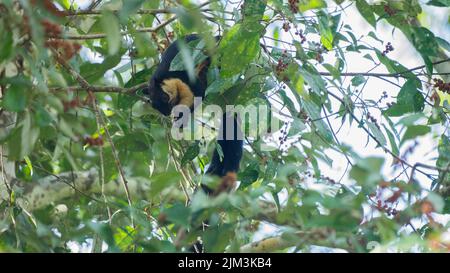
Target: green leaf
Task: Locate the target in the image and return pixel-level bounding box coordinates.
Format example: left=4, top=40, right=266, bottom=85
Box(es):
left=203, top=224, right=234, bottom=252
left=286, top=64, right=305, bottom=96
left=170, top=39, right=207, bottom=82
left=298, top=64, right=326, bottom=95
left=426, top=192, right=445, bottom=213
left=0, top=21, right=14, bottom=63
left=302, top=100, right=334, bottom=143
left=205, top=76, right=239, bottom=95
left=118, top=67, right=153, bottom=109
left=101, top=11, right=121, bottom=55
left=239, top=161, right=259, bottom=188
left=368, top=31, right=383, bottom=44
left=3, top=83, right=27, bottom=112
left=436, top=37, right=450, bottom=52
left=351, top=75, right=366, bottom=86
left=350, top=157, right=384, bottom=194
left=217, top=24, right=262, bottom=78
left=80, top=54, right=122, bottom=83
left=426, top=0, right=450, bottom=7
left=400, top=125, right=430, bottom=146
left=436, top=134, right=450, bottom=186
left=396, top=112, right=426, bottom=126
left=384, top=79, right=424, bottom=117
left=356, top=0, right=376, bottom=28
left=242, top=0, right=267, bottom=24
left=410, top=27, right=439, bottom=57
left=150, top=171, right=181, bottom=197
left=383, top=124, right=399, bottom=156
left=162, top=203, right=191, bottom=227
left=133, top=33, right=158, bottom=58
left=181, top=142, right=200, bottom=166
left=87, top=222, right=116, bottom=250
left=376, top=50, right=419, bottom=80
left=298, top=0, right=327, bottom=12
left=368, top=122, right=387, bottom=147
left=288, top=117, right=307, bottom=136
left=8, top=111, right=40, bottom=160
left=322, top=63, right=341, bottom=80
left=318, top=12, right=334, bottom=50
left=34, top=105, right=53, bottom=127
left=2, top=76, right=31, bottom=112
left=118, top=0, right=146, bottom=20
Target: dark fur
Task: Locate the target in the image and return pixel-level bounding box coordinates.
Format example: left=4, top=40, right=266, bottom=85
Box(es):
left=202, top=113, right=243, bottom=194
left=146, top=35, right=245, bottom=252
left=145, top=34, right=243, bottom=194
left=144, top=34, right=210, bottom=115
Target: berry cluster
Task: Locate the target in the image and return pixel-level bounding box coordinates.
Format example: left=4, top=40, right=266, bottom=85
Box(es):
left=275, top=50, right=290, bottom=79
left=288, top=0, right=299, bottom=14
left=431, top=91, right=440, bottom=106
left=386, top=101, right=395, bottom=108
left=276, top=58, right=288, bottom=75
left=295, top=29, right=307, bottom=44
left=433, top=78, right=450, bottom=94
left=22, top=5, right=81, bottom=61
left=298, top=109, right=310, bottom=122
left=278, top=122, right=289, bottom=145
left=383, top=5, right=397, bottom=17
left=393, top=140, right=418, bottom=167
left=304, top=171, right=313, bottom=178
left=315, top=52, right=323, bottom=63
left=244, top=221, right=260, bottom=232
left=381, top=42, right=394, bottom=56
left=366, top=112, right=380, bottom=129
left=41, top=19, right=62, bottom=38
left=320, top=175, right=337, bottom=184
left=23, top=15, right=63, bottom=39
left=45, top=39, right=81, bottom=60
left=31, top=0, right=65, bottom=17
left=240, top=3, right=245, bottom=16
left=282, top=22, right=291, bottom=32
left=288, top=176, right=297, bottom=186
left=369, top=182, right=403, bottom=217
left=420, top=200, right=434, bottom=215
left=313, top=42, right=326, bottom=63
left=375, top=199, right=398, bottom=216
left=62, top=98, right=81, bottom=112
left=385, top=189, right=402, bottom=203
left=84, top=136, right=104, bottom=147
left=377, top=90, right=388, bottom=103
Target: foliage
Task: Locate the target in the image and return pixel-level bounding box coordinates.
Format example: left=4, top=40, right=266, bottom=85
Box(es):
left=0, top=0, right=449, bottom=253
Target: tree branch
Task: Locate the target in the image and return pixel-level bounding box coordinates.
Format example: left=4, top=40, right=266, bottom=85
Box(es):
left=49, top=82, right=148, bottom=94
left=10, top=169, right=149, bottom=211
left=51, top=16, right=177, bottom=40
left=50, top=48, right=134, bottom=209
left=318, top=58, right=450, bottom=78
left=62, top=8, right=175, bottom=16
left=62, top=8, right=214, bottom=16
left=238, top=229, right=350, bottom=253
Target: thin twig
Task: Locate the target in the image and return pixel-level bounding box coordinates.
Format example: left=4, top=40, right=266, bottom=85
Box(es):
left=49, top=82, right=148, bottom=94
left=52, top=16, right=177, bottom=40
left=318, top=58, right=450, bottom=78
left=50, top=48, right=134, bottom=215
